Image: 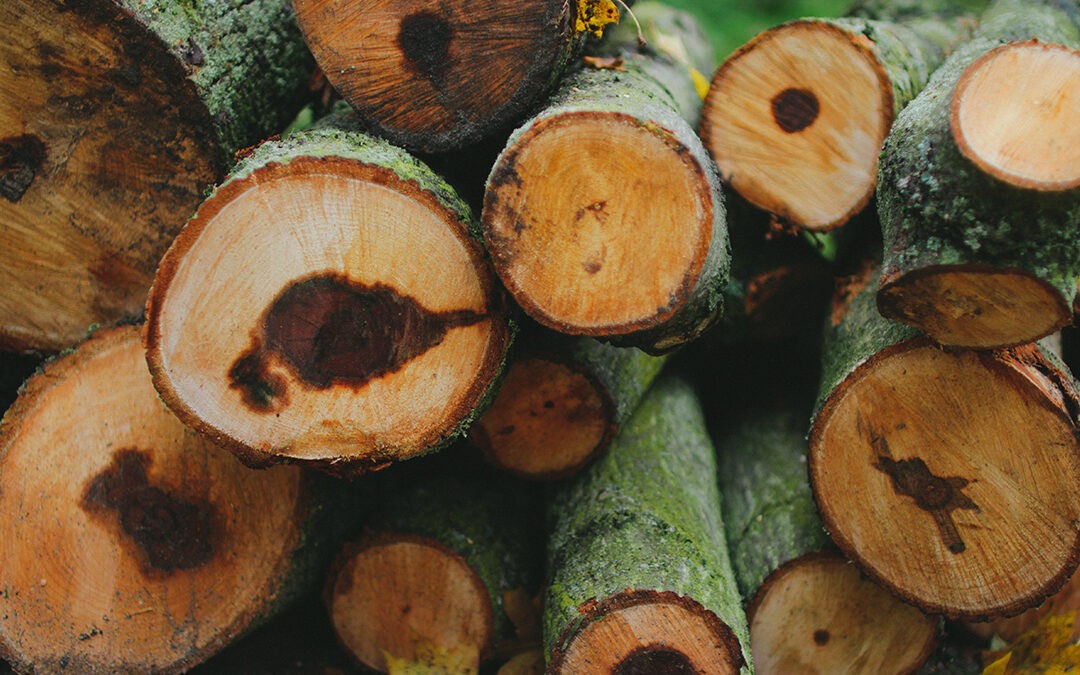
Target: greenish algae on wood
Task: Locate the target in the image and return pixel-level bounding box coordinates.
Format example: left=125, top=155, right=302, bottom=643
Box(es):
left=876, top=0, right=1080, bottom=348
left=544, top=376, right=751, bottom=673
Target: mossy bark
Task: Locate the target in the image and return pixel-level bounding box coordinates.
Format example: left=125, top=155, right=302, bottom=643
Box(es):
left=876, top=0, right=1080, bottom=344
left=716, top=408, right=832, bottom=602
left=483, top=7, right=730, bottom=354
left=544, top=375, right=750, bottom=673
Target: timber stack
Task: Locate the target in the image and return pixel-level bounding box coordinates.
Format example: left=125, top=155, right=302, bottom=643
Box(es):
left=1, top=0, right=1079, bottom=672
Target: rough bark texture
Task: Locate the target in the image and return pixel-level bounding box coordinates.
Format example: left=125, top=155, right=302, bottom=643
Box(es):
left=146, top=111, right=511, bottom=475
left=876, top=0, right=1080, bottom=347
left=716, top=408, right=831, bottom=601
left=0, top=0, right=312, bottom=352
left=0, top=325, right=358, bottom=674
left=483, top=7, right=729, bottom=353
left=545, top=375, right=750, bottom=673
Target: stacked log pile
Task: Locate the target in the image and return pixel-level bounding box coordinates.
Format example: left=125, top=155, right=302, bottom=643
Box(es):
left=1, top=0, right=1079, bottom=672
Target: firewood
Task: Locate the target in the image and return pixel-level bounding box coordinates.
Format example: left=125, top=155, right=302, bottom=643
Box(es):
left=291, top=0, right=605, bottom=153
left=810, top=271, right=1080, bottom=619
left=325, top=462, right=542, bottom=673
left=700, top=0, right=972, bottom=231
left=145, top=113, right=511, bottom=476
left=482, top=3, right=730, bottom=353
left=0, top=325, right=355, bottom=673
left=0, top=0, right=312, bottom=352
left=717, top=408, right=937, bottom=675
left=965, top=570, right=1080, bottom=643
left=876, top=0, right=1080, bottom=348
left=545, top=375, right=750, bottom=673
left=470, top=326, right=667, bottom=480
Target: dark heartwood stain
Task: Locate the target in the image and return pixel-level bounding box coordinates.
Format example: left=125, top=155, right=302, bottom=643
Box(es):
left=771, top=88, right=820, bottom=133
left=398, top=12, right=452, bottom=82
left=613, top=647, right=695, bottom=674
left=0, top=134, right=46, bottom=203
left=81, top=449, right=217, bottom=573
left=813, top=629, right=830, bottom=646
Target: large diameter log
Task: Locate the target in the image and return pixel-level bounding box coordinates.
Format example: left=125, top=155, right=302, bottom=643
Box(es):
left=810, top=273, right=1080, bottom=619
left=291, top=0, right=601, bottom=153
left=964, top=569, right=1080, bottom=642
left=700, top=0, right=971, bottom=231
left=0, top=0, right=312, bottom=352
left=717, top=408, right=936, bottom=675
left=0, top=325, right=354, bottom=673
left=545, top=376, right=750, bottom=673
left=483, top=6, right=729, bottom=353
left=876, top=0, right=1080, bottom=348
left=326, top=463, right=542, bottom=672
left=470, top=327, right=667, bottom=479
left=145, top=116, right=511, bottom=475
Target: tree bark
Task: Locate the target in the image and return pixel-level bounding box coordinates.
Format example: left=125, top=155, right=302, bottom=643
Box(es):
left=0, top=324, right=356, bottom=674
left=325, top=461, right=543, bottom=673
left=482, top=4, right=729, bottom=353
left=0, top=0, right=312, bottom=352
left=876, top=0, right=1080, bottom=349
left=291, top=0, right=597, bottom=153
left=716, top=408, right=937, bottom=675
left=470, top=325, right=667, bottom=480
left=811, top=270, right=1080, bottom=619
left=145, top=112, right=511, bottom=476
left=545, top=375, right=750, bottom=674
left=700, top=0, right=972, bottom=231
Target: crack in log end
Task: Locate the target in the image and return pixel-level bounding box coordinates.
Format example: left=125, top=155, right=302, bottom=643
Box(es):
left=813, top=629, right=830, bottom=646
left=228, top=343, right=290, bottom=413
left=230, top=273, right=486, bottom=405
left=398, top=12, right=453, bottom=83
left=866, top=423, right=979, bottom=554
left=771, top=88, right=820, bottom=134
left=613, top=647, right=695, bottom=675
left=80, top=449, right=218, bottom=574
left=0, top=134, right=46, bottom=203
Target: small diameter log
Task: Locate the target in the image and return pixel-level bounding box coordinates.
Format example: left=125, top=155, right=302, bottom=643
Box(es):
left=545, top=376, right=750, bottom=674
left=145, top=115, right=511, bottom=475
left=292, top=0, right=602, bottom=153
left=700, top=0, right=971, bottom=231
left=717, top=408, right=937, bottom=675
left=470, top=327, right=667, bottom=479
left=0, top=0, right=312, bottom=352
left=326, top=464, right=542, bottom=673
left=482, top=4, right=730, bottom=354
left=0, top=325, right=354, bottom=673
left=876, top=0, right=1080, bottom=349
left=810, top=272, right=1080, bottom=619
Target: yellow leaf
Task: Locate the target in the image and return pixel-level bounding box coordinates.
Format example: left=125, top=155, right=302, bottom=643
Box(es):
left=982, top=613, right=1080, bottom=674
left=575, top=0, right=619, bottom=39
left=385, top=641, right=480, bottom=675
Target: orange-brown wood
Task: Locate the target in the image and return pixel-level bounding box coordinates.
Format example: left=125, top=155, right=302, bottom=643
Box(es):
left=146, top=156, right=509, bottom=475
left=748, top=553, right=937, bottom=674
left=952, top=40, right=1080, bottom=191
left=810, top=340, right=1080, bottom=619
left=327, top=535, right=493, bottom=673
left=470, top=357, right=610, bottom=479
left=701, top=21, right=892, bottom=230
left=965, top=569, right=1080, bottom=642
left=0, top=0, right=220, bottom=351
left=0, top=325, right=311, bottom=673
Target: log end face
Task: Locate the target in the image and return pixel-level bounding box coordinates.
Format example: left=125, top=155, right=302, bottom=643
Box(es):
left=701, top=21, right=892, bottom=230
left=952, top=41, right=1080, bottom=191
left=876, top=267, right=1071, bottom=349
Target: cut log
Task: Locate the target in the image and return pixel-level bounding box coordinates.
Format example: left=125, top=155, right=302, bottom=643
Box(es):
left=145, top=114, right=511, bottom=475
left=470, top=326, right=667, bottom=479
left=0, top=0, right=312, bottom=352
left=700, top=0, right=972, bottom=231
left=716, top=408, right=936, bottom=675
left=291, top=0, right=600, bottom=152
left=0, top=325, right=354, bottom=673
left=811, top=272, right=1080, bottom=619
left=545, top=375, right=750, bottom=674
left=325, top=462, right=543, bottom=673
left=482, top=4, right=729, bottom=353
left=965, top=569, right=1080, bottom=642
left=876, top=0, right=1080, bottom=348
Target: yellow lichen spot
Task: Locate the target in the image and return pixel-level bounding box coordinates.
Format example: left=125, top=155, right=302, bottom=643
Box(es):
left=575, top=0, right=619, bottom=38
left=385, top=641, right=480, bottom=674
